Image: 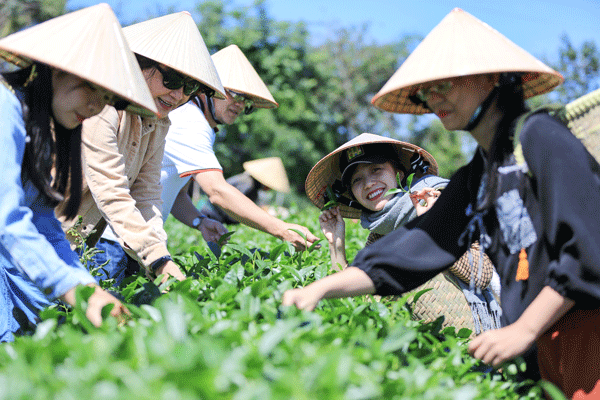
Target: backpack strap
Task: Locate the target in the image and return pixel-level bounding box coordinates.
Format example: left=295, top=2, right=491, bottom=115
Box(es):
left=513, top=89, right=600, bottom=168
left=512, top=104, right=564, bottom=168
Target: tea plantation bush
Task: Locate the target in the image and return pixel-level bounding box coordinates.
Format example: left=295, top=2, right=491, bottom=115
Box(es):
left=0, top=205, right=554, bottom=399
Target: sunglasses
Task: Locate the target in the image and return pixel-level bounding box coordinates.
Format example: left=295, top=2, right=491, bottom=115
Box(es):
left=227, top=90, right=255, bottom=115
left=155, top=65, right=201, bottom=96
left=414, top=81, right=454, bottom=103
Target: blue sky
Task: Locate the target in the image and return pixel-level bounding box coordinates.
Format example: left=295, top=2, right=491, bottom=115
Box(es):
left=67, top=0, right=599, bottom=63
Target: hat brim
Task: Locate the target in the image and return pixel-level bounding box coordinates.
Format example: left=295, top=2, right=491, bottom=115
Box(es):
left=372, top=8, right=564, bottom=114
left=0, top=4, right=158, bottom=118
left=123, top=12, right=226, bottom=100
left=211, top=45, right=278, bottom=108
left=242, top=157, right=290, bottom=193
left=305, top=133, right=438, bottom=218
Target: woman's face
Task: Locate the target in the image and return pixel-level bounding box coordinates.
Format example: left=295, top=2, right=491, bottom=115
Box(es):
left=144, top=65, right=191, bottom=118
left=350, top=161, right=402, bottom=212
left=51, top=70, right=108, bottom=129
left=417, top=74, right=497, bottom=131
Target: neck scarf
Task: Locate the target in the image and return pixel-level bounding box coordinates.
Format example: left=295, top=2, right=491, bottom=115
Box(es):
left=360, top=175, right=448, bottom=234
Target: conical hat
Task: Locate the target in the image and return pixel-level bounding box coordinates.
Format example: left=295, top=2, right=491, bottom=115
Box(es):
left=372, top=8, right=564, bottom=114
left=305, top=133, right=439, bottom=218
left=211, top=45, right=278, bottom=108
left=123, top=11, right=226, bottom=99
left=243, top=157, right=290, bottom=193
left=0, top=3, right=157, bottom=118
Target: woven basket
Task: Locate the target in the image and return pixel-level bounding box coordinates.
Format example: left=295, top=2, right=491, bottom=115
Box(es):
left=558, top=88, right=600, bottom=161
left=365, top=232, right=497, bottom=333
left=405, top=272, right=475, bottom=331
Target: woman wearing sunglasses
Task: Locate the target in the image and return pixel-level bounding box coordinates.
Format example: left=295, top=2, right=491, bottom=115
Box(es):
left=57, top=12, right=226, bottom=285
left=160, top=44, right=319, bottom=254
left=0, top=4, right=158, bottom=341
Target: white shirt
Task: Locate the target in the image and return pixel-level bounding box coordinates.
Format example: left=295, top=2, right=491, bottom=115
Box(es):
left=160, top=100, right=222, bottom=221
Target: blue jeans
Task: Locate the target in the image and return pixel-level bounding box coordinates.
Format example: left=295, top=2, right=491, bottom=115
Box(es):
left=90, top=239, right=140, bottom=287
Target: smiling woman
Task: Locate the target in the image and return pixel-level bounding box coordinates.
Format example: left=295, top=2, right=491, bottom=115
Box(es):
left=293, top=133, right=501, bottom=335
left=50, top=71, right=108, bottom=129
left=56, top=11, right=226, bottom=289
left=0, top=3, right=155, bottom=342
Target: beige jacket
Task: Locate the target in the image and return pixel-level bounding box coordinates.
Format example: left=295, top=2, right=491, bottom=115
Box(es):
left=58, top=105, right=171, bottom=270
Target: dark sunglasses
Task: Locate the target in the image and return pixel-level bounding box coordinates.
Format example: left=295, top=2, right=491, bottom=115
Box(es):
left=227, top=90, right=255, bottom=115
left=155, top=65, right=201, bottom=96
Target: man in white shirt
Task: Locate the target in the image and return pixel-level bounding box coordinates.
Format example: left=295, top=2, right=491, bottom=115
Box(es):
left=161, top=44, right=318, bottom=250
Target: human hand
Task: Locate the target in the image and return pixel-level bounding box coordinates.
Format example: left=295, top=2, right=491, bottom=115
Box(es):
left=409, top=187, right=441, bottom=216
left=199, top=217, right=229, bottom=244
left=468, top=323, right=537, bottom=368
left=281, top=286, right=323, bottom=311
left=319, top=206, right=345, bottom=246
left=61, top=285, right=129, bottom=327
left=281, top=223, right=319, bottom=251
left=155, top=260, right=186, bottom=283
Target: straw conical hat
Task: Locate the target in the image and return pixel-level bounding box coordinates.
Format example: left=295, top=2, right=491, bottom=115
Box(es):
left=305, top=133, right=439, bottom=218
left=211, top=45, right=278, bottom=108
left=123, top=11, right=226, bottom=99
left=0, top=3, right=157, bottom=117
left=243, top=157, right=290, bottom=193
left=372, top=8, right=564, bottom=114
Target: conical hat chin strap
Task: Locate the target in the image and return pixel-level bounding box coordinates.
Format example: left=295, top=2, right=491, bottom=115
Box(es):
left=464, top=86, right=499, bottom=131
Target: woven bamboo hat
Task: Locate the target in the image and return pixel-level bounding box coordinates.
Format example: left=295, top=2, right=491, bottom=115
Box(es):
left=305, top=133, right=438, bottom=218
left=243, top=157, right=290, bottom=193
left=0, top=3, right=157, bottom=117
left=211, top=45, right=278, bottom=108
left=123, top=11, right=226, bottom=99
left=372, top=8, right=564, bottom=114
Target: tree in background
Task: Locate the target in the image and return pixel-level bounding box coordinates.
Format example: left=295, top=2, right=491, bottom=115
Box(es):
left=550, top=35, right=599, bottom=103
left=194, top=0, right=409, bottom=191
left=0, top=0, right=66, bottom=37
left=12, top=0, right=600, bottom=189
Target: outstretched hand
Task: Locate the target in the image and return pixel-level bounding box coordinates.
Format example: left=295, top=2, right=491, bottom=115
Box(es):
left=468, top=323, right=536, bottom=368
left=199, top=217, right=229, bottom=244
left=281, top=223, right=319, bottom=251
left=281, top=286, right=322, bottom=311
left=61, top=284, right=130, bottom=327
left=409, top=187, right=441, bottom=216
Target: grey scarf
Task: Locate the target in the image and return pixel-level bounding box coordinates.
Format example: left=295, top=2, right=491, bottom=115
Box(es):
left=456, top=278, right=503, bottom=334
left=360, top=175, right=448, bottom=234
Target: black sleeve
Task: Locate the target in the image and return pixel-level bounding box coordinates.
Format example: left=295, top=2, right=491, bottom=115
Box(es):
left=351, top=159, right=479, bottom=296
left=521, top=113, right=600, bottom=304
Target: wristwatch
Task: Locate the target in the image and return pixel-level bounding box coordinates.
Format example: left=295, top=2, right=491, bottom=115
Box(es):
left=192, top=214, right=206, bottom=229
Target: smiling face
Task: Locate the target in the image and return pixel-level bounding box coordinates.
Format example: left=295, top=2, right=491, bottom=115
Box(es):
left=51, top=70, right=108, bottom=129
left=417, top=74, right=497, bottom=131
left=349, top=161, right=402, bottom=212
left=144, top=65, right=191, bottom=118
left=212, top=90, right=245, bottom=125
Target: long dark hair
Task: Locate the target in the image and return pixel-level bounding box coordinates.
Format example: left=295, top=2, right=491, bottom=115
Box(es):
left=477, top=73, right=529, bottom=210
left=2, top=63, right=82, bottom=219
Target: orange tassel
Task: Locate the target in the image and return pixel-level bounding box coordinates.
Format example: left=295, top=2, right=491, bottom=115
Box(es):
left=516, top=248, right=529, bottom=281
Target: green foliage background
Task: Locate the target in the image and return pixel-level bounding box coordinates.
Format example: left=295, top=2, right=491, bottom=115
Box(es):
left=2, top=0, right=598, bottom=189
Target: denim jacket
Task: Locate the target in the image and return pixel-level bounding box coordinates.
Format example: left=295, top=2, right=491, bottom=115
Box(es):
left=0, top=83, right=95, bottom=302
